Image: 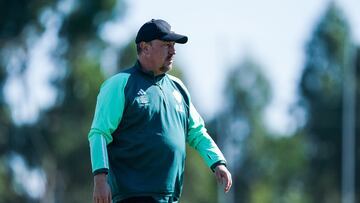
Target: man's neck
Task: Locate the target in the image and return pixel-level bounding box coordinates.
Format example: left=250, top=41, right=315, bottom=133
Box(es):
left=138, top=59, right=164, bottom=76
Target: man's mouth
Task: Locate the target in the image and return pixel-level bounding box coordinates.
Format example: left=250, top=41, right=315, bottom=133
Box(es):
left=166, top=55, right=174, bottom=62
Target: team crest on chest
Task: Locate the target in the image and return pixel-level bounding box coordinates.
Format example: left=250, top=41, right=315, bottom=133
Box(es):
left=173, top=90, right=184, bottom=112
left=172, top=90, right=182, bottom=104
left=136, top=89, right=149, bottom=106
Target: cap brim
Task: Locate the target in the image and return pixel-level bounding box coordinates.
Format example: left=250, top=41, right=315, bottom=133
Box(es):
left=161, top=33, right=188, bottom=44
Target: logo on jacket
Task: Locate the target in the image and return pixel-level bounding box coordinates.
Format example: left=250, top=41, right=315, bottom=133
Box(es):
left=173, top=90, right=184, bottom=112
left=172, top=90, right=182, bottom=103
left=136, top=89, right=149, bottom=106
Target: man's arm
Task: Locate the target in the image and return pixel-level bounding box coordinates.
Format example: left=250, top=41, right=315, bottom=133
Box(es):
left=88, top=74, right=128, bottom=173
left=186, top=103, right=226, bottom=168
left=88, top=73, right=129, bottom=202
left=186, top=102, right=232, bottom=192
left=169, top=75, right=232, bottom=192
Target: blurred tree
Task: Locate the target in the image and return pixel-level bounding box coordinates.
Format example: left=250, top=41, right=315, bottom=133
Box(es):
left=0, top=0, right=44, bottom=39
left=298, top=2, right=359, bottom=202
left=208, top=57, right=308, bottom=203
left=181, top=146, right=218, bottom=203
left=117, top=40, right=138, bottom=70
left=0, top=64, right=22, bottom=203
left=37, top=57, right=105, bottom=202
left=355, top=48, right=360, bottom=201
left=0, top=0, right=126, bottom=202
left=0, top=61, right=8, bottom=155
left=208, top=57, right=271, bottom=202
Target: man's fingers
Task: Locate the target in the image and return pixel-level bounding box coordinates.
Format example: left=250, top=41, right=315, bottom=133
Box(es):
left=102, top=196, right=109, bottom=203
left=108, top=193, right=112, bottom=203
left=225, top=180, right=230, bottom=193
left=224, top=173, right=232, bottom=193
left=214, top=166, right=233, bottom=193
left=222, top=176, right=228, bottom=193
left=94, top=195, right=111, bottom=203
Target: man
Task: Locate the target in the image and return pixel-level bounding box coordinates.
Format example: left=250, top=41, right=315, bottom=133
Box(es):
left=88, top=19, right=232, bottom=203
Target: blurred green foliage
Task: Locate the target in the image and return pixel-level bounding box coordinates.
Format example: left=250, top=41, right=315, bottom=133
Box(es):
left=0, top=0, right=119, bottom=202
left=207, top=57, right=309, bottom=203
left=0, top=1, right=359, bottom=203
left=299, top=2, right=360, bottom=203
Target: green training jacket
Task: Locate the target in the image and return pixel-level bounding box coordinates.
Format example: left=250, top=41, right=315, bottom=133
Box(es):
left=88, top=61, right=226, bottom=202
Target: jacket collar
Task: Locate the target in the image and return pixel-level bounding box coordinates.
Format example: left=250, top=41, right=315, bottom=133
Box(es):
left=134, top=60, right=166, bottom=81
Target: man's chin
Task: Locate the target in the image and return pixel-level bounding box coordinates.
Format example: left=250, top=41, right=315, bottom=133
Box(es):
left=160, top=65, right=172, bottom=73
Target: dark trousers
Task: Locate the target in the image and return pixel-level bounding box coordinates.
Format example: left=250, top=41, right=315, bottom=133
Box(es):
left=119, top=196, right=157, bottom=203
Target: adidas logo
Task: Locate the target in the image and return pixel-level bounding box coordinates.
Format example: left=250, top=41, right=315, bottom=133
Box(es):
left=137, top=89, right=146, bottom=96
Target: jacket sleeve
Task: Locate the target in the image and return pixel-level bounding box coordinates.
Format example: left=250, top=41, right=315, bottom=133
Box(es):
left=186, top=102, right=227, bottom=169
left=88, top=73, right=129, bottom=175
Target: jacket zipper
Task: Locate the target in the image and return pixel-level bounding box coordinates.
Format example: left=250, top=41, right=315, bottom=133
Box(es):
left=154, top=76, right=167, bottom=106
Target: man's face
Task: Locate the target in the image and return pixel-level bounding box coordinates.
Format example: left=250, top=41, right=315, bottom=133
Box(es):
left=147, top=40, right=176, bottom=73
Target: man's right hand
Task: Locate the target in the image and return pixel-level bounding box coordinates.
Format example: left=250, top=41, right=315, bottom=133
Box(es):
left=93, top=173, right=112, bottom=203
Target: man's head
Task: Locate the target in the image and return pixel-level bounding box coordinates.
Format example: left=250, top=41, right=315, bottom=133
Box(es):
left=136, top=19, right=188, bottom=75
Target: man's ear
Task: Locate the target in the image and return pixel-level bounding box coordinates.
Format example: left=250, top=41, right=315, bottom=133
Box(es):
left=140, top=42, right=150, bottom=55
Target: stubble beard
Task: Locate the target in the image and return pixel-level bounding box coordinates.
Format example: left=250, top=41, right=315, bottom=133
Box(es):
left=160, top=64, right=172, bottom=73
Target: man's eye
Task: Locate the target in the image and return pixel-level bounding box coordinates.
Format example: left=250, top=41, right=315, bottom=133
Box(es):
left=165, top=43, right=174, bottom=47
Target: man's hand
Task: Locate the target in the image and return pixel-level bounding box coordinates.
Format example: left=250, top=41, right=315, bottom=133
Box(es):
left=214, top=165, right=232, bottom=193
left=93, top=173, right=112, bottom=203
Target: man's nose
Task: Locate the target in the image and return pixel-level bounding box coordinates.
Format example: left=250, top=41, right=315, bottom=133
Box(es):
left=169, top=45, right=176, bottom=55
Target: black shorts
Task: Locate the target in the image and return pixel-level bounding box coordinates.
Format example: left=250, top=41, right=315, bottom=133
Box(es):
left=118, top=196, right=157, bottom=203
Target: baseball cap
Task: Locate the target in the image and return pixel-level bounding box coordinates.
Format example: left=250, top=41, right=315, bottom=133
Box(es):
left=135, top=19, right=188, bottom=44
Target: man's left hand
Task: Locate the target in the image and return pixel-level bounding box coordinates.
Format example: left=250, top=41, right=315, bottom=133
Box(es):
left=214, top=165, right=232, bottom=193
